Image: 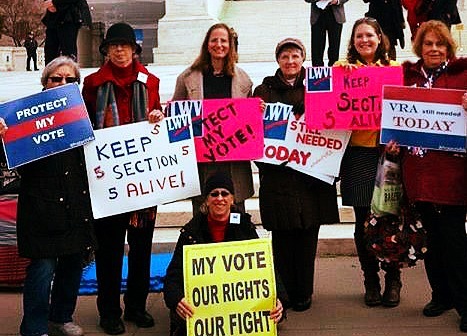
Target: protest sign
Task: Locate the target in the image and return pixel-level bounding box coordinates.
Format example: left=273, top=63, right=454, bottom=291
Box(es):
left=0, top=84, right=94, bottom=168
left=381, top=86, right=466, bottom=153
left=184, top=238, right=277, bottom=336
left=305, top=66, right=403, bottom=130
left=83, top=117, right=200, bottom=219
left=256, top=102, right=351, bottom=182
left=167, top=98, right=264, bottom=162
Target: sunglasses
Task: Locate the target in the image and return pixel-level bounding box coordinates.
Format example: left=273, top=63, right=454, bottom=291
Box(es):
left=209, top=190, right=231, bottom=198
left=48, top=76, right=79, bottom=83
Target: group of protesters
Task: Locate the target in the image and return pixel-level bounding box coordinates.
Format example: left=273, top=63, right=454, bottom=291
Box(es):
left=0, top=0, right=466, bottom=335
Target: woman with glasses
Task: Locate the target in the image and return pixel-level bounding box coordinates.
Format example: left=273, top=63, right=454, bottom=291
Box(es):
left=0, top=56, right=95, bottom=336
left=336, top=17, right=403, bottom=308
left=399, top=20, right=467, bottom=332
left=170, top=23, right=255, bottom=217
left=82, top=22, right=164, bottom=335
left=163, top=172, right=284, bottom=336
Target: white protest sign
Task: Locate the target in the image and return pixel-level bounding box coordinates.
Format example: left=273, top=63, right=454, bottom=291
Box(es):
left=256, top=103, right=351, bottom=182
left=381, top=86, right=466, bottom=152
left=84, top=117, right=200, bottom=218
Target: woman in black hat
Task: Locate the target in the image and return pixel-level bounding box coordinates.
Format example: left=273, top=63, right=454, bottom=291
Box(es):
left=82, top=22, right=164, bottom=335
left=163, top=172, right=284, bottom=336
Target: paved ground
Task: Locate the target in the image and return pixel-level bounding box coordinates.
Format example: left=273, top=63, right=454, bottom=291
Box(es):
left=2, top=256, right=466, bottom=336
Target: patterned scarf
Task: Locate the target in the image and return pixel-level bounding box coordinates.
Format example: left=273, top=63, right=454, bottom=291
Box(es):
left=95, top=80, right=156, bottom=228
left=95, top=81, right=148, bottom=129
left=422, top=61, right=448, bottom=88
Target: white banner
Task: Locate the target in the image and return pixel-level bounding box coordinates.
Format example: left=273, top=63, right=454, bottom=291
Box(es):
left=256, top=103, right=351, bottom=183
left=84, top=117, right=200, bottom=219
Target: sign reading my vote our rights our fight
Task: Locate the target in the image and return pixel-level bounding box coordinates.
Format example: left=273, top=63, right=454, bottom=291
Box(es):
left=0, top=84, right=94, bottom=169
left=167, top=98, right=264, bottom=162
left=305, top=66, right=403, bottom=130
left=184, top=238, right=277, bottom=336
left=381, top=86, right=466, bottom=153
left=255, top=102, right=351, bottom=184
left=83, top=116, right=200, bottom=219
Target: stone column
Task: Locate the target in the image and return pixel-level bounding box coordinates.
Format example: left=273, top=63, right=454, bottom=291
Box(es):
left=153, top=0, right=225, bottom=66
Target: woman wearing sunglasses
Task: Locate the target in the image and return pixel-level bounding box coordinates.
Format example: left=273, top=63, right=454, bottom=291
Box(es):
left=163, top=172, right=284, bottom=336
left=336, top=17, right=403, bottom=308
left=0, top=56, right=96, bottom=336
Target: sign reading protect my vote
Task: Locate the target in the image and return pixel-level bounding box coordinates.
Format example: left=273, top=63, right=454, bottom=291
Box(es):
left=256, top=103, right=351, bottom=183
left=381, top=86, right=466, bottom=152
left=83, top=117, right=200, bottom=219
left=305, top=66, right=403, bottom=130
left=184, top=238, right=277, bottom=336
left=167, top=98, right=264, bottom=162
left=0, top=84, right=94, bottom=168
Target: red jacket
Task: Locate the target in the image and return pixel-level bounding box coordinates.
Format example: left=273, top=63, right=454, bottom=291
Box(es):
left=82, top=59, right=161, bottom=127
left=401, top=58, right=467, bottom=205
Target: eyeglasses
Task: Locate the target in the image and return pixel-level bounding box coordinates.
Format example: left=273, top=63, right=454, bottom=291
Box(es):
left=209, top=190, right=231, bottom=198
left=48, top=76, right=79, bottom=83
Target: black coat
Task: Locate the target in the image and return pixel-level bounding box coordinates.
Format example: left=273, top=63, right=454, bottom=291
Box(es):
left=42, top=0, right=92, bottom=28
left=16, top=147, right=96, bottom=259
left=364, top=0, right=405, bottom=48
left=253, top=68, right=340, bottom=231
left=163, top=212, right=259, bottom=310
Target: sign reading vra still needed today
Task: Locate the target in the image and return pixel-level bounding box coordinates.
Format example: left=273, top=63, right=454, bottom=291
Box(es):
left=0, top=84, right=94, bottom=168
left=184, top=239, right=277, bottom=336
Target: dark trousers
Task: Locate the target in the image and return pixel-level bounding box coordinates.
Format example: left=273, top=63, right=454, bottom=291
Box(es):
left=271, top=228, right=320, bottom=304
left=416, top=202, right=467, bottom=315
left=44, top=24, right=80, bottom=64
left=94, top=212, right=155, bottom=318
left=311, top=8, right=343, bottom=66
left=26, top=53, right=38, bottom=70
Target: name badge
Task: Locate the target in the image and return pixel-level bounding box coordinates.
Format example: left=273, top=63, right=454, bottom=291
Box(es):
left=230, top=212, right=240, bottom=224
left=137, top=72, right=148, bottom=84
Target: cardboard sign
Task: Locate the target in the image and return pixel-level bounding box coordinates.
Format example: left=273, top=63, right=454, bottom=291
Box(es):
left=83, top=117, right=200, bottom=219
left=256, top=103, right=351, bottom=183
left=381, top=86, right=466, bottom=152
left=184, top=238, right=277, bottom=336
left=167, top=98, right=264, bottom=162
left=1, top=84, right=94, bottom=168
left=305, top=66, right=403, bottom=130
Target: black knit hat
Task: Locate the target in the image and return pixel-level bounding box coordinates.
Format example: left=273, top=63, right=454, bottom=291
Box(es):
left=203, top=172, right=235, bottom=196
left=99, top=22, right=142, bottom=55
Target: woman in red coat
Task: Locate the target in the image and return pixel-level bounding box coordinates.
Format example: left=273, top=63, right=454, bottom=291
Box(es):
left=401, top=20, right=467, bottom=333
left=82, top=22, right=164, bottom=335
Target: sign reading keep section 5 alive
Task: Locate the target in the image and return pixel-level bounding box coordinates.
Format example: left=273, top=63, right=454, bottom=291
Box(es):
left=305, top=66, right=403, bottom=130
left=83, top=117, right=200, bottom=219
left=0, top=84, right=94, bottom=168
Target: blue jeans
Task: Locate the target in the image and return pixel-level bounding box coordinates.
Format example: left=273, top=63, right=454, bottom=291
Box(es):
left=20, top=253, right=83, bottom=336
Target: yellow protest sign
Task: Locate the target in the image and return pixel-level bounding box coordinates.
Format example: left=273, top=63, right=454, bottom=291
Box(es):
left=183, top=238, right=277, bottom=336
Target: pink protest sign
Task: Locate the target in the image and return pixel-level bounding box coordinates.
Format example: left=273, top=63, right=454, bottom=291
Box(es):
left=305, top=66, right=403, bottom=130
left=168, top=98, right=264, bottom=162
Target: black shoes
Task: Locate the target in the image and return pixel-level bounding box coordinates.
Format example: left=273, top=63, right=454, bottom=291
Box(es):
left=364, top=286, right=382, bottom=307
left=99, top=317, right=125, bottom=335
left=124, top=310, right=155, bottom=328
left=382, top=280, right=401, bottom=307
left=292, top=298, right=312, bottom=312
left=460, top=313, right=467, bottom=333
left=422, top=300, right=454, bottom=317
